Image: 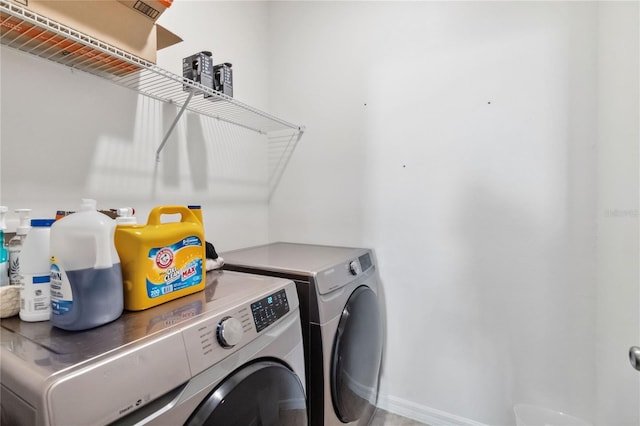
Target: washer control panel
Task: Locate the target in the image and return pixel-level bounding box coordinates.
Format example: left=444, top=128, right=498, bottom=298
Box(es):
left=317, top=250, right=375, bottom=295
left=251, top=289, right=289, bottom=332
left=182, top=283, right=297, bottom=376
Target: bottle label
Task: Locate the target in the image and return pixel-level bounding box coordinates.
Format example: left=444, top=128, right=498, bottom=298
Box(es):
left=146, top=236, right=203, bottom=299
left=8, top=247, right=21, bottom=286
left=19, top=274, right=51, bottom=313
left=50, top=259, right=73, bottom=315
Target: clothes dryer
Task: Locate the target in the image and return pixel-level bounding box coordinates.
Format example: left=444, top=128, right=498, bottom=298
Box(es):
left=0, top=270, right=306, bottom=426
left=223, top=242, right=384, bottom=426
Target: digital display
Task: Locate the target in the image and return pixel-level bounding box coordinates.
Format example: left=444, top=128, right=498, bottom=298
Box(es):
left=251, top=289, right=289, bottom=333
left=359, top=253, right=372, bottom=272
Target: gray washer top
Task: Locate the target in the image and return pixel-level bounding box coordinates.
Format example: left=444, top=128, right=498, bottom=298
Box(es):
left=223, top=242, right=369, bottom=276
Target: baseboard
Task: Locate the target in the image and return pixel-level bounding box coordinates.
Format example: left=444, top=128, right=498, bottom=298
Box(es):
left=376, top=394, right=489, bottom=426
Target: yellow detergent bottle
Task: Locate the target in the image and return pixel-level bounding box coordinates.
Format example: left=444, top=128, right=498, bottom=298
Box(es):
left=114, top=206, right=206, bottom=311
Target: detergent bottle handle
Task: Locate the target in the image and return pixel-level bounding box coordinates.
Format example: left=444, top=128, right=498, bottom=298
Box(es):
left=94, top=224, right=114, bottom=269
left=147, top=206, right=198, bottom=226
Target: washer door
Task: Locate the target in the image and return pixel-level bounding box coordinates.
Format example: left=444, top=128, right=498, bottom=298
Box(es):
left=186, top=360, right=307, bottom=426
left=331, top=285, right=383, bottom=423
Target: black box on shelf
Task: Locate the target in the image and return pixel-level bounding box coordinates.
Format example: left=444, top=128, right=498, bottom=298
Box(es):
left=182, top=51, right=213, bottom=94
left=206, top=62, right=233, bottom=101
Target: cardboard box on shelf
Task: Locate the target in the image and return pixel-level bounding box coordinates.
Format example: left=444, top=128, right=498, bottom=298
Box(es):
left=157, top=24, right=182, bottom=51
left=2, top=0, right=181, bottom=68
left=117, top=0, right=173, bottom=22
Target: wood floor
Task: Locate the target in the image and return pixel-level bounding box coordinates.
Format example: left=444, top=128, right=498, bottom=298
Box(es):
left=369, top=409, right=428, bottom=426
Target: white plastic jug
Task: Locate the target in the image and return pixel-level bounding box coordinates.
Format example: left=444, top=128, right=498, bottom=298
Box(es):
left=19, top=219, right=54, bottom=322
left=50, top=199, right=124, bottom=331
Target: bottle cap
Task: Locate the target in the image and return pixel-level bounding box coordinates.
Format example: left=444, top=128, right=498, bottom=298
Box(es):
left=0, top=206, right=7, bottom=230
left=15, top=208, right=32, bottom=235
left=80, top=199, right=97, bottom=211
left=31, top=219, right=55, bottom=227
left=116, top=207, right=137, bottom=225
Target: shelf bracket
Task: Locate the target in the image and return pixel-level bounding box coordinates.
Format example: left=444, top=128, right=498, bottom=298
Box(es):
left=155, top=90, right=195, bottom=162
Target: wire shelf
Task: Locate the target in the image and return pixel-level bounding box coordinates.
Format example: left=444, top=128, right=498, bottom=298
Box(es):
left=0, top=0, right=303, bottom=197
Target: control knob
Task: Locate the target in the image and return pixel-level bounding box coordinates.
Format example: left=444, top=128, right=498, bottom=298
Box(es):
left=217, top=316, right=243, bottom=348
left=349, top=260, right=361, bottom=276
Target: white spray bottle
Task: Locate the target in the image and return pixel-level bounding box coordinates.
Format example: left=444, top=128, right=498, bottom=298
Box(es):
left=8, top=209, right=31, bottom=287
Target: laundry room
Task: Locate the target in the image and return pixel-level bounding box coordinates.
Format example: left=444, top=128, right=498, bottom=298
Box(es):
left=0, top=1, right=638, bottom=426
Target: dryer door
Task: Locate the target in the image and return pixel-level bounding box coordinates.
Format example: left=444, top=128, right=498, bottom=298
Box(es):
left=186, top=360, right=307, bottom=426
left=331, top=285, right=383, bottom=423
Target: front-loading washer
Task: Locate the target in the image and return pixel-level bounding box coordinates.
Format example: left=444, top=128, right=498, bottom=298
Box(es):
left=222, top=242, right=384, bottom=426
left=0, top=270, right=307, bottom=426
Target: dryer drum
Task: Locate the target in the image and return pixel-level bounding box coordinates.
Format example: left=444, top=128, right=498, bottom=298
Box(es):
left=186, top=360, right=307, bottom=426
left=330, top=285, right=383, bottom=423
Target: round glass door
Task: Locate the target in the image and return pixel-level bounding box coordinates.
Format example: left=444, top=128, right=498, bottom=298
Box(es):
left=186, top=360, right=307, bottom=426
left=331, top=285, right=383, bottom=423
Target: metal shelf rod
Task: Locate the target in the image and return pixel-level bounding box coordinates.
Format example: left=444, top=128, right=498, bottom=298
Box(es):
left=156, top=90, right=195, bottom=162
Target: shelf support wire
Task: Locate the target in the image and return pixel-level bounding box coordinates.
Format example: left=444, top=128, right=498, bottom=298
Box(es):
left=268, top=128, right=305, bottom=199
left=156, top=90, right=195, bottom=162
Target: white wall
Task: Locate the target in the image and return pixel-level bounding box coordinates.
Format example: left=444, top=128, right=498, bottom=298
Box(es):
left=1, top=1, right=272, bottom=251
left=268, top=2, right=638, bottom=425
left=596, top=3, right=640, bottom=426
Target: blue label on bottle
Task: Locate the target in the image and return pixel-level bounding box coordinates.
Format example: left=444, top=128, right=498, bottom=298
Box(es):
left=146, top=258, right=203, bottom=299
left=51, top=299, right=73, bottom=314
left=33, top=275, right=50, bottom=284
left=50, top=262, right=73, bottom=316
left=146, top=236, right=203, bottom=299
